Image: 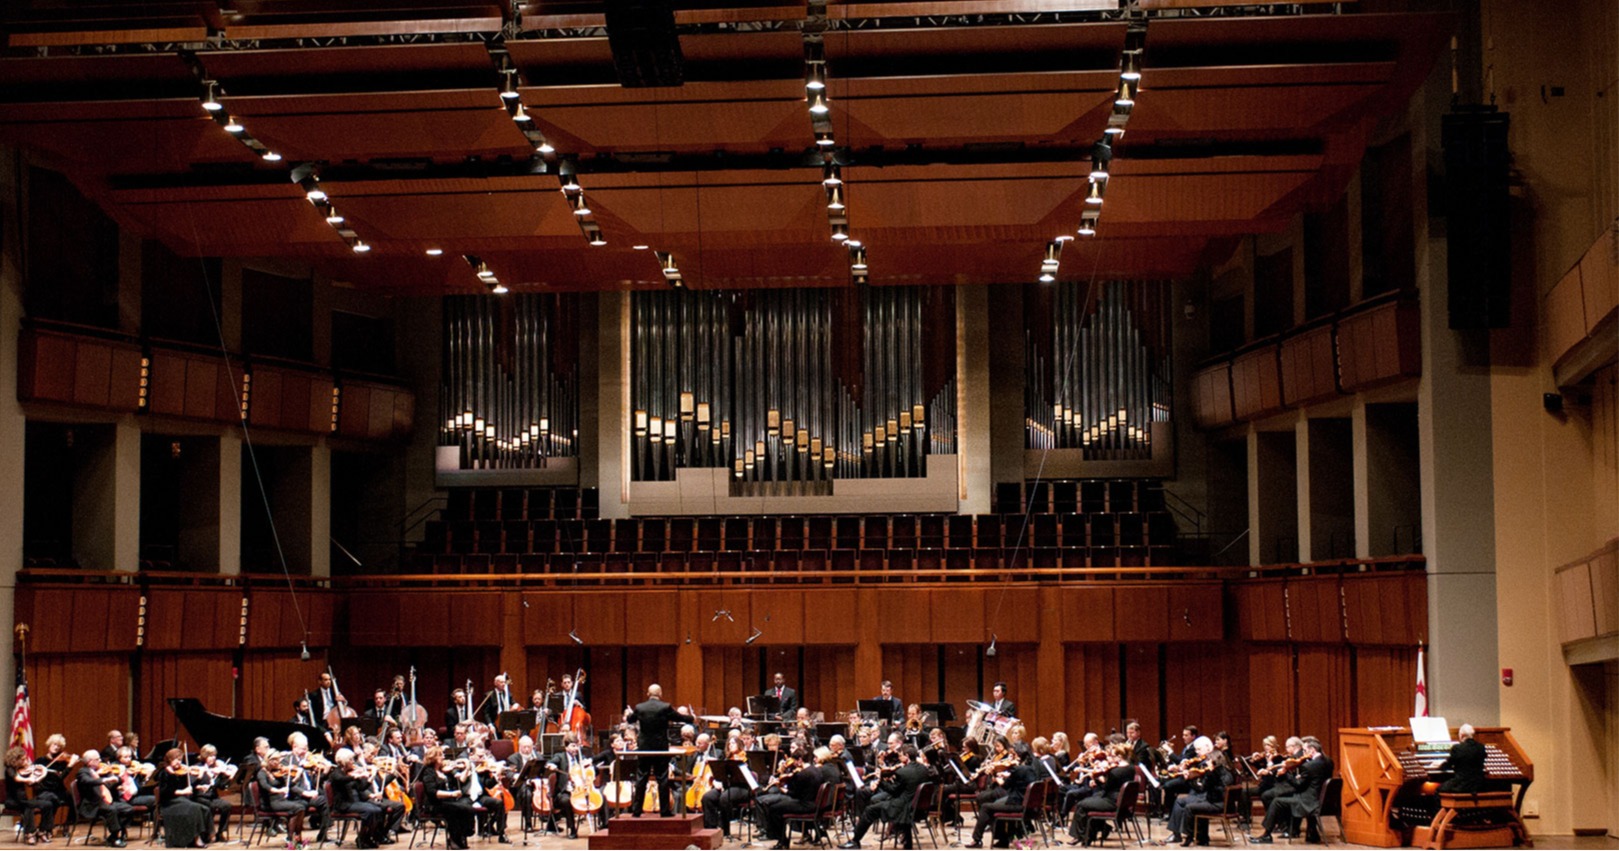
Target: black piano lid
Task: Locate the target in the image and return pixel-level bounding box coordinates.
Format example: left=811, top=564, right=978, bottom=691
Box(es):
left=168, top=698, right=333, bottom=761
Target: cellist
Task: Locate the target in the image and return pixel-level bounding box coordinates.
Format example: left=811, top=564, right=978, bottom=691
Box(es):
left=545, top=734, right=590, bottom=839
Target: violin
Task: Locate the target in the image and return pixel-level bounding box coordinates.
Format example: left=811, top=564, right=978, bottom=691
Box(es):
left=973, top=751, right=1017, bottom=780
left=301, top=753, right=335, bottom=773
left=1258, top=755, right=1304, bottom=777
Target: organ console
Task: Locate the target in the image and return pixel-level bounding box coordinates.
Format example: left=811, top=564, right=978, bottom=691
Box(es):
left=1338, top=725, right=1532, bottom=849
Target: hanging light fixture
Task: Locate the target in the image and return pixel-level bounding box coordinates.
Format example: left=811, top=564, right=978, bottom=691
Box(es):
left=570, top=193, right=592, bottom=216
left=830, top=223, right=849, bottom=242
left=808, top=91, right=830, bottom=115
left=501, top=74, right=520, bottom=100
left=512, top=103, right=531, bottom=122
left=1085, top=181, right=1105, bottom=206
left=201, top=81, right=223, bottom=112
left=826, top=184, right=845, bottom=211
left=822, top=163, right=842, bottom=186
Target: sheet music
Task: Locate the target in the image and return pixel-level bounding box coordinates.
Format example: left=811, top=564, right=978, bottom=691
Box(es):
left=948, top=757, right=969, bottom=785
left=739, top=764, right=760, bottom=791
left=1042, top=758, right=1062, bottom=784
left=845, top=760, right=863, bottom=787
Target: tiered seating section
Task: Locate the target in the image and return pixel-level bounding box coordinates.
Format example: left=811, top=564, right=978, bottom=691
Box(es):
left=408, top=480, right=1179, bottom=577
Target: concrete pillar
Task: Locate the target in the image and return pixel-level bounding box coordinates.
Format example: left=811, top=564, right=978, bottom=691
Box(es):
left=1412, top=86, right=1499, bottom=721
left=1352, top=402, right=1371, bottom=559
left=597, top=292, right=629, bottom=519
left=1246, top=430, right=1261, bottom=566
left=218, top=431, right=242, bottom=575
left=0, top=144, right=26, bottom=693
left=73, top=419, right=141, bottom=571
left=956, top=285, right=992, bottom=514
left=310, top=442, right=330, bottom=577
left=1295, top=416, right=1312, bottom=563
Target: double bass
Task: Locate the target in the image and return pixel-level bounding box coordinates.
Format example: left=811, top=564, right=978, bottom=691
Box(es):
left=560, top=670, right=591, bottom=735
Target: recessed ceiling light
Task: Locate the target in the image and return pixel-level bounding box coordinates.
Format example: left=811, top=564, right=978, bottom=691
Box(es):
left=352, top=241, right=370, bottom=253
left=223, top=118, right=245, bottom=133
left=425, top=248, right=444, bottom=256
left=632, top=244, right=650, bottom=250
left=261, top=151, right=282, bottom=161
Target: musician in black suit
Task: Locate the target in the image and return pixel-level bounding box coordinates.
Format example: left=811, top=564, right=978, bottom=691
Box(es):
left=1164, top=737, right=1233, bottom=847
left=625, top=684, right=696, bottom=817
left=971, top=748, right=1037, bottom=848
left=292, top=697, right=320, bottom=728
left=444, top=689, right=475, bottom=731
left=1437, top=724, right=1488, bottom=793
left=365, top=690, right=395, bottom=729
left=1069, top=742, right=1135, bottom=846
left=1124, top=721, right=1153, bottom=766
left=1252, top=736, right=1334, bottom=844
left=987, top=682, right=1016, bottom=718
left=872, top=681, right=903, bottom=721
left=74, top=752, right=132, bottom=846
left=756, top=743, right=821, bottom=850
left=546, top=736, right=591, bottom=838
left=311, top=672, right=340, bottom=724
left=483, top=674, right=516, bottom=726
left=331, top=749, right=387, bottom=849
left=769, top=672, right=799, bottom=718
left=842, top=745, right=929, bottom=849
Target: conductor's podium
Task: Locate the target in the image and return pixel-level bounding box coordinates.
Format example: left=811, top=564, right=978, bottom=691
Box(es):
left=1339, top=726, right=1532, bottom=848
left=587, top=814, right=723, bottom=850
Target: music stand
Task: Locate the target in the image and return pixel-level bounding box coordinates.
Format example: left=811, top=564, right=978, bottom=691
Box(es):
left=355, top=717, right=382, bottom=738
left=540, top=733, right=565, bottom=756
left=943, top=727, right=966, bottom=748
left=920, top=702, right=957, bottom=723
left=856, top=700, right=897, bottom=723
left=497, top=709, right=537, bottom=737
left=815, top=723, right=845, bottom=744
left=747, top=695, right=781, bottom=719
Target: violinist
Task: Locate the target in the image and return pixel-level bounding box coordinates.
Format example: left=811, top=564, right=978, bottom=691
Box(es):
left=1158, top=725, right=1201, bottom=804
left=1050, top=732, right=1073, bottom=767
left=971, top=740, right=1036, bottom=849
left=34, top=734, right=75, bottom=800
left=756, top=743, right=819, bottom=850
left=1252, top=736, right=1333, bottom=845
left=444, top=724, right=471, bottom=760
left=842, top=744, right=928, bottom=850
left=255, top=752, right=307, bottom=840
left=360, top=742, right=407, bottom=841
left=1162, top=736, right=1232, bottom=847
left=5, top=745, right=59, bottom=844
left=699, top=733, right=751, bottom=840
left=192, top=745, right=237, bottom=842
left=1124, top=721, right=1153, bottom=766
left=74, top=751, right=132, bottom=847
left=332, top=749, right=388, bottom=849
left=286, top=733, right=332, bottom=844
left=111, top=746, right=155, bottom=809
left=1058, top=733, right=1106, bottom=819
left=155, top=748, right=213, bottom=848
left=422, top=749, right=475, bottom=851
left=1069, top=742, right=1136, bottom=847
left=466, top=746, right=510, bottom=843
left=1258, top=737, right=1302, bottom=810
left=938, top=738, right=982, bottom=829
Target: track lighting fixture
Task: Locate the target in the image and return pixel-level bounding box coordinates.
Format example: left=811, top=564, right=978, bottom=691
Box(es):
left=512, top=103, right=530, bottom=122
left=805, top=63, right=826, bottom=91
left=261, top=151, right=282, bottom=161
left=559, top=163, right=581, bottom=193
left=536, top=141, right=555, bottom=154
left=1085, top=181, right=1105, bottom=206
left=1054, top=234, right=1074, bottom=243
left=425, top=248, right=444, bottom=256
left=1043, top=241, right=1062, bottom=268
left=351, top=241, right=370, bottom=253
left=500, top=74, right=520, bottom=100
left=822, top=163, right=842, bottom=186
left=815, top=132, right=836, bottom=148
left=1120, top=53, right=1141, bottom=82
left=223, top=117, right=244, bottom=133
left=490, top=283, right=508, bottom=294
left=826, top=184, right=845, bottom=211
left=831, top=223, right=849, bottom=242
left=201, top=82, right=223, bottom=112
left=1116, top=79, right=1137, bottom=107
left=808, top=91, right=830, bottom=115
left=1039, top=272, right=1055, bottom=283
left=570, top=193, right=592, bottom=216
left=306, top=186, right=327, bottom=203
left=324, top=207, right=344, bottom=224
left=587, top=230, right=607, bottom=246
left=849, top=245, right=867, bottom=271
left=1078, top=222, right=1096, bottom=237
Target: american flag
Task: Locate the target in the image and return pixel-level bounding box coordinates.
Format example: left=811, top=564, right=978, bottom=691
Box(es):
left=1414, top=645, right=1428, bottom=719
left=10, top=664, right=33, bottom=761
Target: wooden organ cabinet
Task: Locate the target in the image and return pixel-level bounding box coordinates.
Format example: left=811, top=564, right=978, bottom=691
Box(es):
left=1339, top=726, right=1532, bottom=849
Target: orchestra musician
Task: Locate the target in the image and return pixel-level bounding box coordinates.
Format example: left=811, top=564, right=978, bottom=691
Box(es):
left=155, top=747, right=213, bottom=848
left=192, top=745, right=237, bottom=842
left=422, top=748, right=475, bottom=851
left=1162, top=736, right=1232, bottom=847
left=359, top=741, right=407, bottom=840
left=987, top=682, right=1015, bottom=718
left=286, top=732, right=333, bottom=844
left=939, top=738, right=983, bottom=828
left=625, top=684, right=696, bottom=818
left=292, top=697, right=320, bottom=729
left=1050, top=731, right=1072, bottom=767
left=5, top=745, right=60, bottom=844
left=99, top=731, right=125, bottom=766
left=112, top=746, right=155, bottom=810
left=872, top=681, right=903, bottom=721
left=466, top=744, right=509, bottom=842
left=768, top=673, right=799, bottom=718
left=365, top=690, right=395, bottom=729
left=311, top=672, right=341, bottom=724
left=1258, top=737, right=1302, bottom=809
left=505, top=736, right=540, bottom=833
left=1252, top=736, right=1333, bottom=844
left=332, top=749, right=387, bottom=849
left=546, top=734, right=590, bottom=839
left=1069, top=742, right=1136, bottom=846
left=256, top=752, right=307, bottom=841
left=483, top=674, right=515, bottom=726
left=75, top=751, right=132, bottom=847
left=1158, top=725, right=1201, bottom=803
left=841, top=744, right=929, bottom=850
left=557, top=674, right=586, bottom=734
left=445, top=689, right=475, bottom=731
left=969, top=739, right=1036, bottom=849
left=698, top=733, right=751, bottom=839
left=901, top=703, right=927, bottom=748
left=755, top=742, right=822, bottom=850
left=1124, top=721, right=1153, bottom=765
left=1437, top=723, right=1487, bottom=793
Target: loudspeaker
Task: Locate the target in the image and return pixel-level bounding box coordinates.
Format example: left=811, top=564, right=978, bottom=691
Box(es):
left=1442, top=107, right=1511, bottom=329
left=603, top=0, right=684, bottom=88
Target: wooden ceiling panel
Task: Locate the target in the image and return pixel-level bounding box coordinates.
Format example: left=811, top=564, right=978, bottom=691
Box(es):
left=528, top=84, right=806, bottom=153
left=0, top=114, right=260, bottom=175
left=837, top=89, right=1115, bottom=147
left=227, top=101, right=534, bottom=163
left=1127, top=82, right=1385, bottom=138
left=1096, top=169, right=1317, bottom=231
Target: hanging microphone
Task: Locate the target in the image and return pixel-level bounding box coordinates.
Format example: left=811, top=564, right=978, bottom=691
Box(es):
left=745, top=627, right=763, bottom=645
left=568, top=629, right=583, bottom=645
left=985, top=634, right=998, bottom=658
left=300, top=641, right=311, bottom=662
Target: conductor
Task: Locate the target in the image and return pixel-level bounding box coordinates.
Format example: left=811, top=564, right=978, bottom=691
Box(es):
left=625, top=684, right=696, bottom=817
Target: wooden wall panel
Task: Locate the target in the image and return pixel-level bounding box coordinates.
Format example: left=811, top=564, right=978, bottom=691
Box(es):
left=1232, top=581, right=1289, bottom=641
left=447, top=593, right=503, bottom=646
left=346, top=592, right=401, bottom=647
left=247, top=588, right=332, bottom=648
left=749, top=591, right=804, bottom=645
left=623, top=592, right=680, bottom=646
left=1290, top=577, right=1341, bottom=644
left=986, top=588, right=1040, bottom=643
left=1165, top=644, right=1247, bottom=748
left=148, top=589, right=240, bottom=651
left=240, top=649, right=328, bottom=726
left=1168, top=584, right=1223, bottom=641
left=931, top=589, right=985, bottom=644
left=1295, top=646, right=1353, bottom=756
left=697, top=591, right=751, bottom=645
left=1352, top=646, right=1417, bottom=729
left=523, top=593, right=576, bottom=645
left=1060, top=587, right=1115, bottom=642
left=940, top=644, right=981, bottom=720
left=876, top=590, right=927, bottom=644
left=571, top=593, right=626, bottom=645
left=880, top=645, right=941, bottom=712
left=25, top=655, right=132, bottom=756
left=699, top=647, right=751, bottom=718
left=1246, top=645, right=1295, bottom=748
left=1338, top=300, right=1420, bottom=391
left=17, top=328, right=77, bottom=405
left=802, top=590, right=858, bottom=644
left=1113, top=586, right=1168, bottom=642
left=1121, top=644, right=1162, bottom=741
left=983, top=644, right=1040, bottom=730
left=1231, top=346, right=1284, bottom=421
left=1192, top=363, right=1235, bottom=429
left=19, top=587, right=139, bottom=654
left=799, top=649, right=857, bottom=721
left=136, top=651, right=235, bottom=748
left=1279, top=324, right=1340, bottom=406
left=1062, top=644, right=1122, bottom=742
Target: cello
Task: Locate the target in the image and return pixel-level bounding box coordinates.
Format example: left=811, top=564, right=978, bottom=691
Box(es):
left=684, top=754, right=713, bottom=812
left=569, top=758, right=603, bottom=815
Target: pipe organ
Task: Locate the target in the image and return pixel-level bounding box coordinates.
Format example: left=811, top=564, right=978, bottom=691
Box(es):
left=1025, top=280, right=1170, bottom=457
left=438, top=295, right=580, bottom=470
left=631, top=287, right=956, bottom=490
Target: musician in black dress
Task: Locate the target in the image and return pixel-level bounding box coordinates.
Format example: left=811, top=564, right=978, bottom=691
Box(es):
left=422, top=749, right=475, bottom=851
left=971, top=745, right=1038, bottom=849
left=939, top=737, right=983, bottom=828
left=155, top=748, right=213, bottom=848
left=1163, top=737, right=1232, bottom=847
left=5, top=745, right=60, bottom=844
left=255, top=752, right=306, bottom=839
left=1437, top=724, right=1488, bottom=793
left=74, top=751, right=132, bottom=847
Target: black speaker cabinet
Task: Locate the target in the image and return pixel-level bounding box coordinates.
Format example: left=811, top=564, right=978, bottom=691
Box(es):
left=1441, top=107, right=1511, bottom=329
left=604, top=0, right=684, bottom=88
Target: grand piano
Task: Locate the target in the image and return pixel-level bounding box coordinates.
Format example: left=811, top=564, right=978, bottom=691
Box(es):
left=1339, top=725, right=1532, bottom=848
left=169, top=698, right=333, bottom=760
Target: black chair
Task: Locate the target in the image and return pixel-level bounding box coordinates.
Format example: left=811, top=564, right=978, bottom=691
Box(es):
left=1075, top=779, right=1142, bottom=849
left=878, top=780, right=934, bottom=849
left=244, top=780, right=298, bottom=849
left=406, top=781, right=446, bottom=849
left=64, top=781, right=103, bottom=847
left=989, top=779, right=1050, bottom=847
left=1191, top=785, right=1247, bottom=846
left=781, top=782, right=835, bottom=848
left=1285, top=776, right=1341, bottom=845
left=323, top=780, right=366, bottom=848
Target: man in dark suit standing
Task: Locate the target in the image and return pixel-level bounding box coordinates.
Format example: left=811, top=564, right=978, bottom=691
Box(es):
left=770, top=672, right=799, bottom=719
left=872, top=681, right=903, bottom=721
left=1253, top=736, right=1334, bottom=844
left=987, top=682, right=1016, bottom=718
left=626, top=684, right=696, bottom=817
left=444, top=688, right=475, bottom=731
left=1438, top=724, right=1488, bottom=793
